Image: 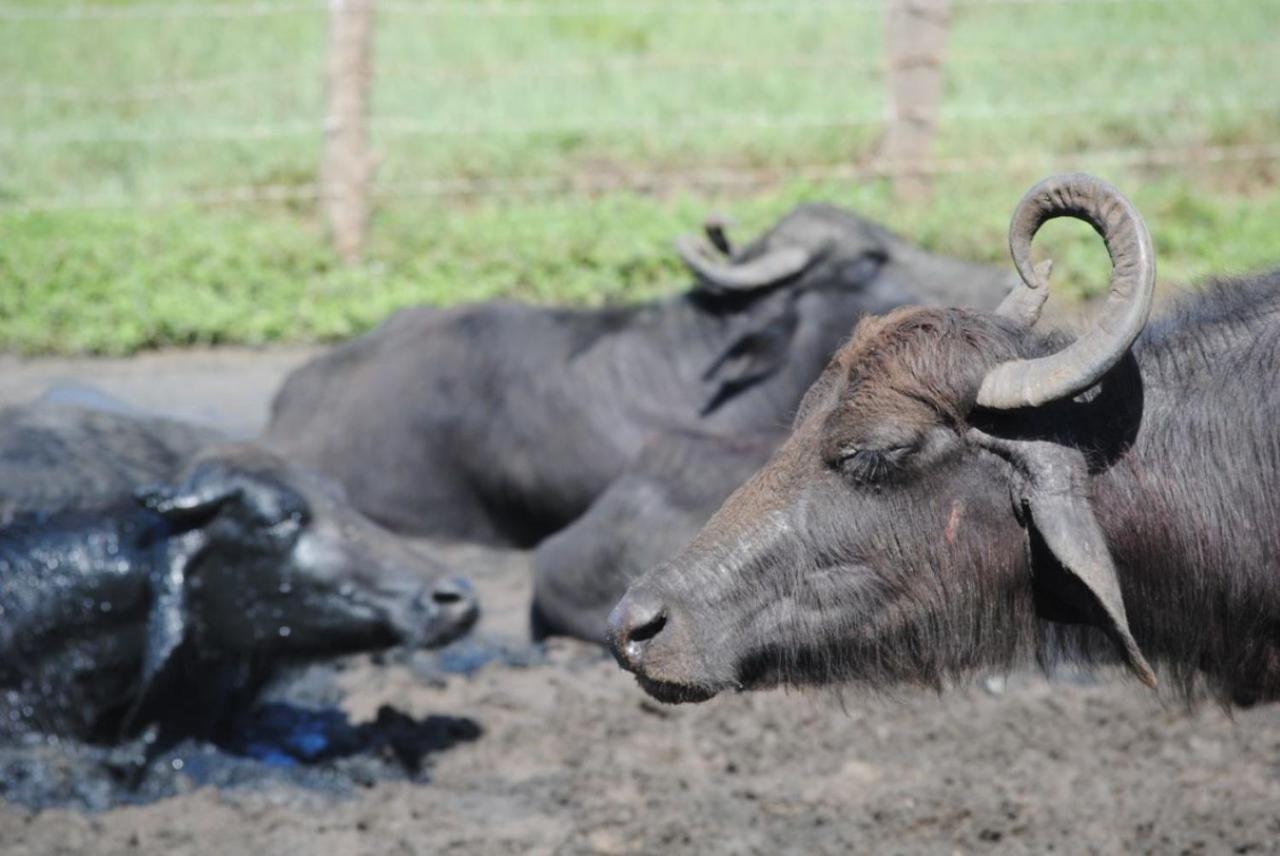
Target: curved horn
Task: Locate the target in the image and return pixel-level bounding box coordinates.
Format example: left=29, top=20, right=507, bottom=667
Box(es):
left=977, top=173, right=1156, bottom=410
left=675, top=235, right=813, bottom=293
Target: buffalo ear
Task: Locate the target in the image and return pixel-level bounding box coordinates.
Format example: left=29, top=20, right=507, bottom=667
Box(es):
left=992, top=259, right=1054, bottom=328
left=700, top=299, right=801, bottom=415
left=969, top=430, right=1157, bottom=688
left=120, top=530, right=206, bottom=736
left=703, top=212, right=735, bottom=256
left=135, top=483, right=241, bottom=527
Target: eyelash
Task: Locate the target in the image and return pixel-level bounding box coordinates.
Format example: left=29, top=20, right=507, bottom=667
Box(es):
left=836, top=446, right=906, bottom=484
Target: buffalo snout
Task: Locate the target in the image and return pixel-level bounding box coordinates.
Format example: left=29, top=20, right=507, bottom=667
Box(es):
left=606, top=589, right=668, bottom=673
left=420, top=575, right=480, bottom=646
left=606, top=583, right=724, bottom=704
left=370, top=571, right=479, bottom=648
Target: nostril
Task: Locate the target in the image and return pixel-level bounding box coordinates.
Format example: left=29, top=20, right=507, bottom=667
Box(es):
left=627, top=610, right=667, bottom=645
left=607, top=592, right=670, bottom=671
left=429, top=576, right=475, bottom=609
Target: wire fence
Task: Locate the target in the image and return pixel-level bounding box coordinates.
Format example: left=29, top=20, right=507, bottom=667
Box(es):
left=0, top=0, right=1232, bottom=20
left=11, top=142, right=1279, bottom=213
left=3, top=0, right=1279, bottom=260
left=9, top=93, right=1269, bottom=147
left=5, top=43, right=1271, bottom=104
left=6, top=38, right=1271, bottom=105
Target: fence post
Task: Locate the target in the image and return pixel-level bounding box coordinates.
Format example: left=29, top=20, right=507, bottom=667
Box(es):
left=881, top=0, right=953, bottom=202
left=323, top=0, right=376, bottom=264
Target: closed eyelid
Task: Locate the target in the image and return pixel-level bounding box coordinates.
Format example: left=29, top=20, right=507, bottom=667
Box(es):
left=837, top=448, right=891, bottom=484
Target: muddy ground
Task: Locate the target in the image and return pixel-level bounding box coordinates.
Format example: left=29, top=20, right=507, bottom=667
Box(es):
left=1, top=349, right=1278, bottom=856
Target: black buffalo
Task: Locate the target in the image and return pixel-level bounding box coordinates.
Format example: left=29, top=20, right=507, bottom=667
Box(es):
left=609, top=173, right=1280, bottom=707
left=0, top=401, right=478, bottom=742
left=266, top=205, right=1011, bottom=546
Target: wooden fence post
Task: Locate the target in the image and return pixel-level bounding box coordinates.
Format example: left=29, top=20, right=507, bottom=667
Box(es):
left=323, top=0, right=376, bottom=264
left=881, top=0, right=953, bottom=202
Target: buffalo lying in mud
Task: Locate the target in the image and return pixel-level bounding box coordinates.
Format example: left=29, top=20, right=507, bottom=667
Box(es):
left=532, top=428, right=782, bottom=643
left=609, top=172, right=1280, bottom=707
left=0, top=401, right=478, bottom=743
left=266, top=205, right=1011, bottom=546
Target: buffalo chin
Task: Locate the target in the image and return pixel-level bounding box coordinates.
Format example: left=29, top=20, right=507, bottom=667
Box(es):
left=634, top=675, right=720, bottom=705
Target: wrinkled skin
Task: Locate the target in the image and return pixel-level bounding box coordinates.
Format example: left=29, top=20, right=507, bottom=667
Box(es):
left=266, top=205, right=1010, bottom=546
left=0, top=404, right=478, bottom=742
left=609, top=272, right=1280, bottom=707
left=531, top=428, right=781, bottom=643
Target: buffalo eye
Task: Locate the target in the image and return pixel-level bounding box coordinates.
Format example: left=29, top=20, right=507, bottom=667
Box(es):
left=836, top=249, right=887, bottom=287
left=266, top=508, right=307, bottom=537
left=832, top=444, right=913, bottom=485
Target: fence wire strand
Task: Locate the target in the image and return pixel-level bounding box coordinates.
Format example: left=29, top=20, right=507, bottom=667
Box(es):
left=0, top=0, right=1233, bottom=22
left=1, top=70, right=319, bottom=103
left=8, top=94, right=1273, bottom=147
left=6, top=143, right=1278, bottom=214
left=4, top=38, right=1271, bottom=105
left=379, top=0, right=1222, bottom=15
left=0, top=2, right=322, bottom=21
left=378, top=40, right=1274, bottom=85
left=5, top=121, right=323, bottom=146
left=375, top=144, right=1280, bottom=198
left=373, top=97, right=1277, bottom=139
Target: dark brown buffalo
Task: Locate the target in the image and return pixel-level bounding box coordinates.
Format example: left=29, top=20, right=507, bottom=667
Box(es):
left=608, top=173, right=1280, bottom=707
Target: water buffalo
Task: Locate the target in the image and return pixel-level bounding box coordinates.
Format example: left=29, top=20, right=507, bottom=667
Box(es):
left=0, top=402, right=478, bottom=742
left=265, top=205, right=1011, bottom=546
left=531, top=428, right=781, bottom=643
left=608, top=173, right=1280, bottom=707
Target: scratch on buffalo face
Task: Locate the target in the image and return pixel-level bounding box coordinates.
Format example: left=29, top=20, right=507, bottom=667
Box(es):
left=944, top=499, right=965, bottom=545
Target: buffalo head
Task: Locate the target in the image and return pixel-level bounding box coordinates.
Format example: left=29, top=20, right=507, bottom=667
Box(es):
left=608, top=173, right=1159, bottom=703
left=134, top=443, right=478, bottom=699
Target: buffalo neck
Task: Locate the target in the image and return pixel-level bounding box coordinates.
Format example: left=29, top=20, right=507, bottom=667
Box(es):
left=572, top=289, right=821, bottom=436
left=1086, top=279, right=1280, bottom=703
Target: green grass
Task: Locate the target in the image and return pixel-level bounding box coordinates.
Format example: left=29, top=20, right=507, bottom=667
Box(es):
left=2, top=0, right=1279, bottom=354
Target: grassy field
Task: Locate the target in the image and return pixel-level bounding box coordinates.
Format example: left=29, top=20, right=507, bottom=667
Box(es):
left=2, top=0, right=1278, bottom=354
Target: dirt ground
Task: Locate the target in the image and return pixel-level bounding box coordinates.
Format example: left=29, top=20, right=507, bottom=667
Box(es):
left=1, top=350, right=1278, bottom=856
